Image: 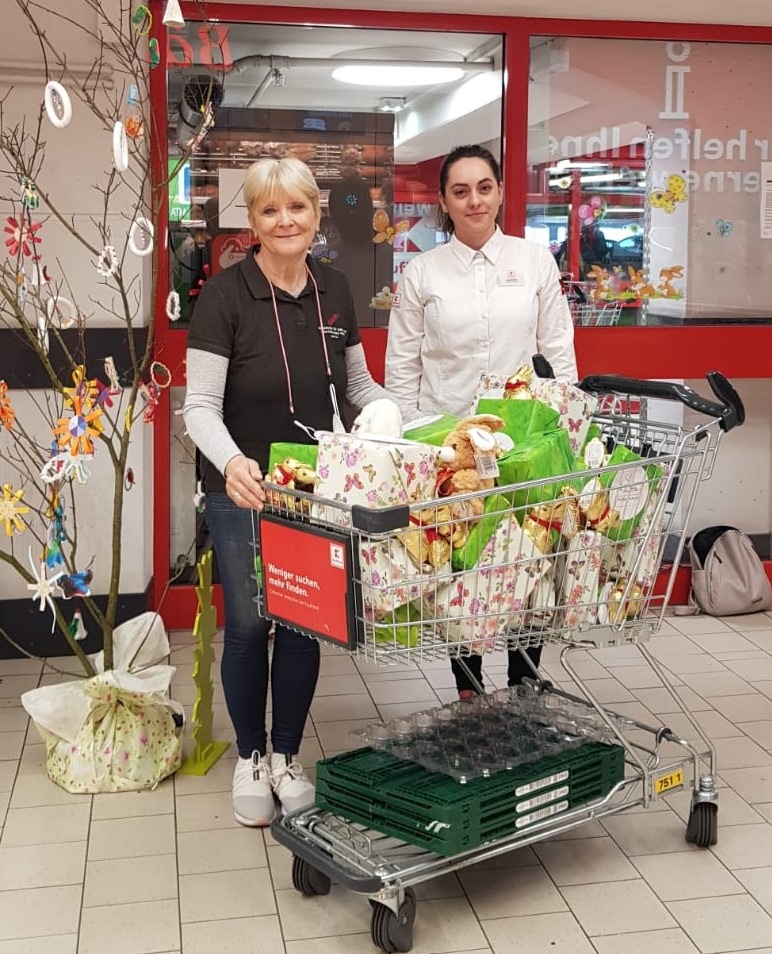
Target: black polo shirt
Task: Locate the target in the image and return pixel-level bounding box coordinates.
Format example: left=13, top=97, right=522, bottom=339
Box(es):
left=187, top=246, right=361, bottom=491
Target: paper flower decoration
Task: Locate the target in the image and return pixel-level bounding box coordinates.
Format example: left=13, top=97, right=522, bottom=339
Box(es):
left=63, top=365, right=99, bottom=410
left=53, top=395, right=103, bottom=456
left=26, top=547, right=63, bottom=630
left=0, top=381, right=15, bottom=430
left=0, top=484, right=29, bottom=536
left=4, top=216, right=42, bottom=257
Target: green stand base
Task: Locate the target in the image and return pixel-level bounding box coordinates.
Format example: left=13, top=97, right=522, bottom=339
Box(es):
left=178, top=740, right=231, bottom=776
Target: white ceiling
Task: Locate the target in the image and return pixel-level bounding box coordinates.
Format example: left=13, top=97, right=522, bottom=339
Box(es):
left=211, top=0, right=772, bottom=28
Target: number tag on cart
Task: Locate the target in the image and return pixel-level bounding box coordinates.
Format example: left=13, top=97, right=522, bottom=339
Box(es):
left=652, top=767, right=684, bottom=797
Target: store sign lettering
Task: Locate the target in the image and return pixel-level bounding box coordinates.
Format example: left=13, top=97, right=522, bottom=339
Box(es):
left=660, top=42, right=691, bottom=120
left=167, top=24, right=233, bottom=71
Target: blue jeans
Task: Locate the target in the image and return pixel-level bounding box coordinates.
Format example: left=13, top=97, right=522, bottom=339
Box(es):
left=204, top=493, right=320, bottom=759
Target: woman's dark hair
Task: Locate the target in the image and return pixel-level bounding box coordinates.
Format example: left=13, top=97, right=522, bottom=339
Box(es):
left=437, top=144, right=502, bottom=236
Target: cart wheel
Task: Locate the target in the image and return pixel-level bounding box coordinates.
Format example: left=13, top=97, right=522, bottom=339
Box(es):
left=370, top=888, right=417, bottom=953
left=291, top=855, right=331, bottom=896
left=685, top=801, right=718, bottom=848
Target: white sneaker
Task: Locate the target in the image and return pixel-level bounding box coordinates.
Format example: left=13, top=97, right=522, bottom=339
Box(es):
left=270, top=753, right=315, bottom=813
left=232, top=752, right=275, bottom=827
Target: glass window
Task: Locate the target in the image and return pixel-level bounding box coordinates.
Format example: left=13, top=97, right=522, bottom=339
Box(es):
left=166, top=21, right=503, bottom=329
left=527, top=37, right=772, bottom=326
left=164, top=18, right=503, bottom=581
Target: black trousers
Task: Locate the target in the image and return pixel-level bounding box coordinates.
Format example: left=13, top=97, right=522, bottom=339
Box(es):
left=450, top=646, right=543, bottom=693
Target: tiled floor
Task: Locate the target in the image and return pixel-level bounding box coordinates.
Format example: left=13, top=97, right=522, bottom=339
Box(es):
left=2, top=613, right=772, bottom=953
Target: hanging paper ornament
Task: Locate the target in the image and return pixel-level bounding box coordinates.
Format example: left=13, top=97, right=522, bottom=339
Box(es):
left=0, top=381, right=15, bottom=430
left=96, top=245, right=118, bottom=278
left=150, top=361, right=171, bottom=389
left=53, top=395, right=104, bottom=456
left=124, top=115, right=144, bottom=140
left=69, top=609, right=88, bottom=641
left=104, top=357, right=122, bottom=394
left=26, top=547, right=63, bottom=631
left=40, top=451, right=92, bottom=485
left=63, top=365, right=100, bottom=409
left=36, top=313, right=50, bottom=354
left=0, top=484, right=29, bottom=536
left=58, top=568, right=93, bottom=599
left=46, top=295, right=77, bottom=329
left=138, top=381, right=160, bottom=424
left=165, top=290, right=181, bottom=321
left=5, top=216, right=42, bottom=257
left=43, top=81, right=72, bottom=129
left=20, top=177, right=39, bottom=210
left=128, top=216, right=154, bottom=256
left=112, top=120, right=129, bottom=173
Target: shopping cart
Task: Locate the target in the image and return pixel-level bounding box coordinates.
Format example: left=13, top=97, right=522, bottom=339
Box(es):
left=571, top=298, right=624, bottom=326
left=258, top=372, right=743, bottom=954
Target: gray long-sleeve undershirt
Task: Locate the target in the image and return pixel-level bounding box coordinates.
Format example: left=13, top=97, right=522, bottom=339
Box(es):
left=183, top=342, right=394, bottom=476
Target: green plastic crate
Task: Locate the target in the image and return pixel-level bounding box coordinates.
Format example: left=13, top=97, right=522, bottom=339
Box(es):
left=315, top=742, right=624, bottom=857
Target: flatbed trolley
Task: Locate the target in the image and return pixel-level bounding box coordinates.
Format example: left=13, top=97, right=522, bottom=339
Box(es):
left=258, top=372, right=744, bottom=953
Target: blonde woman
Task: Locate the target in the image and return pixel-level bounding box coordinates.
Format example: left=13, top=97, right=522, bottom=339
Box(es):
left=184, top=158, right=387, bottom=826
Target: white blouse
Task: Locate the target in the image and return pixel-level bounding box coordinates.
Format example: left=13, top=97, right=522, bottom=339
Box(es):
left=385, top=227, right=577, bottom=417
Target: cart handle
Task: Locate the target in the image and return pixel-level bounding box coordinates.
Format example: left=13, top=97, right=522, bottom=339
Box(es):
left=578, top=371, right=744, bottom=432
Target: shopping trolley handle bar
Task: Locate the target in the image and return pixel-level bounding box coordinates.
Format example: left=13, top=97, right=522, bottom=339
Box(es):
left=578, top=371, right=744, bottom=432
left=351, top=503, right=411, bottom=534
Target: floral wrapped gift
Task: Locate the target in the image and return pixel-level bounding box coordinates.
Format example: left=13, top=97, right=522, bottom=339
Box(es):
left=425, top=499, right=549, bottom=653
left=313, top=433, right=442, bottom=526
left=558, top=529, right=608, bottom=630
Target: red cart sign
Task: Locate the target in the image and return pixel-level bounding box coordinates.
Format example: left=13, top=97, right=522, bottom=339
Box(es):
left=259, top=515, right=358, bottom=649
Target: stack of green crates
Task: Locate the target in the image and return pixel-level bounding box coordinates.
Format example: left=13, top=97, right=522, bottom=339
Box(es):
left=315, top=742, right=624, bottom=857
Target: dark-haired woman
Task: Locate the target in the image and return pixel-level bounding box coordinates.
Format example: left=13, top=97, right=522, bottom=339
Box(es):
left=385, top=144, right=577, bottom=696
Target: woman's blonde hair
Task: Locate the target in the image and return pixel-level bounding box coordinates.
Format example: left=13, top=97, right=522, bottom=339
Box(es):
left=242, top=158, right=320, bottom=220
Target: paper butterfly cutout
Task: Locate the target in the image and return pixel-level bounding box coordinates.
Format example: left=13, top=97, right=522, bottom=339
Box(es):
left=372, top=209, right=409, bottom=246
left=716, top=219, right=733, bottom=238
left=648, top=174, right=688, bottom=214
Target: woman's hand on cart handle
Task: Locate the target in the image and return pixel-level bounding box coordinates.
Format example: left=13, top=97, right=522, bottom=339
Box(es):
left=578, top=372, right=744, bottom=432
left=224, top=454, right=267, bottom=510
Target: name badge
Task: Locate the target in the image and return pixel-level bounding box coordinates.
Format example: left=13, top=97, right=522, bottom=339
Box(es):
left=497, top=268, right=523, bottom=286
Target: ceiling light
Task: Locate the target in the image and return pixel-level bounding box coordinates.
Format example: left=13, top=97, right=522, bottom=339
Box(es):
left=378, top=97, right=406, bottom=113
left=332, top=65, right=464, bottom=87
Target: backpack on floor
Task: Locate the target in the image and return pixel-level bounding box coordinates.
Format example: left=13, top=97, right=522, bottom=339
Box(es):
left=685, top=526, right=772, bottom=616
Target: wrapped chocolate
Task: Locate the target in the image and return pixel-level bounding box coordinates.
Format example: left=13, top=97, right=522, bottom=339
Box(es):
left=503, top=363, right=534, bottom=400
left=523, top=500, right=562, bottom=554
left=598, top=579, right=646, bottom=626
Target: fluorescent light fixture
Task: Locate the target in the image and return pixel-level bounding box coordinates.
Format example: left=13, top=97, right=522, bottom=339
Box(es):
left=332, top=65, right=464, bottom=87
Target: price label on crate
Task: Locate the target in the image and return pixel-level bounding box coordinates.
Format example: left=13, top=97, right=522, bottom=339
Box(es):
left=259, top=514, right=358, bottom=649
left=652, top=767, right=684, bottom=796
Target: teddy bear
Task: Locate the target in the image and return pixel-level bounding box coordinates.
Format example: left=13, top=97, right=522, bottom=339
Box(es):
left=437, top=413, right=506, bottom=501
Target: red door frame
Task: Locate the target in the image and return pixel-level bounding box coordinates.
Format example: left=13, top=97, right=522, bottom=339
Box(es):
left=149, top=2, right=772, bottom=625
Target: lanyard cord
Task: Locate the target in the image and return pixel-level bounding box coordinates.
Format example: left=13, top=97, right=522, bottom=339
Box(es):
left=266, top=263, right=333, bottom=417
